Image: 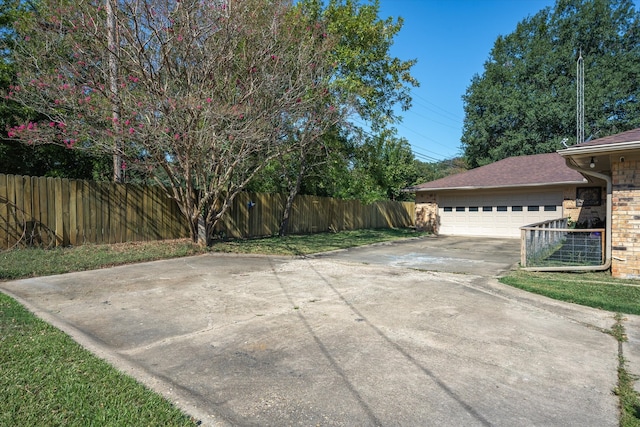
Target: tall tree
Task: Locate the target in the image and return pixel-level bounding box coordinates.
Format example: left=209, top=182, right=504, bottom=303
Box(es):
left=259, top=0, right=419, bottom=234
left=335, top=128, right=416, bottom=203
left=462, top=0, right=640, bottom=167
left=6, top=0, right=343, bottom=244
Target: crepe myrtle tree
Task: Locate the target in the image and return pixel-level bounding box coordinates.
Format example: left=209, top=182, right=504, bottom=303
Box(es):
left=6, top=0, right=345, bottom=244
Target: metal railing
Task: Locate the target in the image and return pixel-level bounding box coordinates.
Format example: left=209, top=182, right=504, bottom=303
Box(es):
left=521, top=218, right=605, bottom=268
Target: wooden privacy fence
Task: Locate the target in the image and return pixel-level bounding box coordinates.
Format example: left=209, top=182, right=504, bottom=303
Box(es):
left=218, top=192, right=415, bottom=239
left=0, top=174, right=188, bottom=249
left=0, top=174, right=415, bottom=249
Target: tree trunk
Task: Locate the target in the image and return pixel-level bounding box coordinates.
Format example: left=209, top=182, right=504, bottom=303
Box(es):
left=279, top=158, right=306, bottom=237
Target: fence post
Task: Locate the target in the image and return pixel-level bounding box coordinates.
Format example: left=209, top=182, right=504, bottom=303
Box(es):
left=521, top=228, right=527, bottom=267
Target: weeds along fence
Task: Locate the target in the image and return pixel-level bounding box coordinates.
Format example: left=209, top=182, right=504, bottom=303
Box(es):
left=0, top=174, right=415, bottom=249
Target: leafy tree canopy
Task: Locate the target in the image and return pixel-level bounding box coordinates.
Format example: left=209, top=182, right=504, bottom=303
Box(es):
left=6, top=0, right=344, bottom=244
left=462, top=0, right=640, bottom=167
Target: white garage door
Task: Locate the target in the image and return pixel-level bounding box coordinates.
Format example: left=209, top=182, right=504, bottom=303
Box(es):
left=438, top=191, right=563, bottom=238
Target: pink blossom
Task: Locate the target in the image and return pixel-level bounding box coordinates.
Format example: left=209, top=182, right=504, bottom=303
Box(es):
left=129, top=127, right=135, bottom=135
left=206, top=98, right=212, bottom=103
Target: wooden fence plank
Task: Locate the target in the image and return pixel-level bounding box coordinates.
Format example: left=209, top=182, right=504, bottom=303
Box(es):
left=69, top=180, right=78, bottom=246
left=30, top=176, right=41, bottom=245
left=61, top=179, right=70, bottom=246
left=75, top=180, right=85, bottom=244
left=37, top=177, right=50, bottom=247
left=52, top=177, right=63, bottom=246
left=0, top=175, right=8, bottom=249
left=23, top=176, right=33, bottom=224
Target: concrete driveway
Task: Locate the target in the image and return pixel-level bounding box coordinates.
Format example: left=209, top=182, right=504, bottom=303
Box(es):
left=0, top=236, right=633, bottom=426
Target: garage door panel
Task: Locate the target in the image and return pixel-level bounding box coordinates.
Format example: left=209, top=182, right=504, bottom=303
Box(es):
left=437, top=192, right=562, bottom=238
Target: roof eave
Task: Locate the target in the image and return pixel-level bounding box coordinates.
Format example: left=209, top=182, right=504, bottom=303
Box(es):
left=558, top=140, right=640, bottom=156
left=409, top=180, right=587, bottom=192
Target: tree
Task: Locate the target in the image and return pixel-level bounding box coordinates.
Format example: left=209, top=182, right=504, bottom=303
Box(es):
left=252, top=0, right=419, bottom=235
left=413, top=157, right=467, bottom=186
left=1, top=0, right=112, bottom=179
left=333, top=128, right=416, bottom=203
left=6, top=0, right=344, bottom=244
left=462, top=0, right=640, bottom=168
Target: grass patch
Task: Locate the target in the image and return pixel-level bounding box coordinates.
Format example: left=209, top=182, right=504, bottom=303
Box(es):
left=618, top=355, right=640, bottom=427
left=209, top=228, right=423, bottom=255
left=0, top=229, right=423, bottom=281
left=0, top=292, right=198, bottom=426
left=0, top=239, right=206, bottom=280
left=611, top=314, right=640, bottom=427
left=499, top=270, right=640, bottom=315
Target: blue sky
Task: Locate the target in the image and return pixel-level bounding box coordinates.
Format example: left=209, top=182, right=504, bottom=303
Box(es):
left=376, top=0, right=557, bottom=163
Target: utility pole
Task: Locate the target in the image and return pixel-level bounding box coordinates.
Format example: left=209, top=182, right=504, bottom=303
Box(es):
left=106, top=0, right=122, bottom=182
left=576, top=49, right=584, bottom=145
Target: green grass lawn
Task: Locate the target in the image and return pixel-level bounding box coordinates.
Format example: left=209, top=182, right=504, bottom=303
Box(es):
left=0, top=228, right=422, bottom=425
left=0, top=292, right=198, bottom=426
left=0, top=228, right=421, bottom=280
left=499, top=270, right=640, bottom=315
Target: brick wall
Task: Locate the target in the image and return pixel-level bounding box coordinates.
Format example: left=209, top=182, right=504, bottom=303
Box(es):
left=562, top=186, right=607, bottom=227
left=611, top=158, right=640, bottom=279
left=415, top=192, right=438, bottom=233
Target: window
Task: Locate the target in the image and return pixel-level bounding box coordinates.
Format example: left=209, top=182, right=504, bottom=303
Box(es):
left=544, top=205, right=557, bottom=211
left=444, top=207, right=453, bottom=212
left=469, top=206, right=479, bottom=212
left=512, top=206, right=523, bottom=212
left=576, top=187, right=601, bottom=207
left=456, top=207, right=465, bottom=212
left=483, top=206, right=493, bottom=212
left=528, top=206, right=540, bottom=211
left=497, top=206, right=508, bottom=212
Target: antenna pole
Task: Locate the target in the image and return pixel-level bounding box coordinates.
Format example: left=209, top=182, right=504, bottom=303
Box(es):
left=576, top=50, right=584, bottom=145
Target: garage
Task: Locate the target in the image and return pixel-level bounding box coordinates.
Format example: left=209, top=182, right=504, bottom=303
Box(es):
left=437, top=189, right=563, bottom=237
left=408, top=153, right=591, bottom=239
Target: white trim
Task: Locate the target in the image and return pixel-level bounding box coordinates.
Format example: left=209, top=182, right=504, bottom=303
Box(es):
left=413, top=180, right=586, bottom=192
left=558, top=141, right=640, bottom=156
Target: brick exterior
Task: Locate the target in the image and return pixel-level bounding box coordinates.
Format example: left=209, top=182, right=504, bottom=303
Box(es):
left=612, top=158, right=640, bottom=279
left=562, top=186, right=607, bottom=228
left=415, top=192, right=438, bottom=233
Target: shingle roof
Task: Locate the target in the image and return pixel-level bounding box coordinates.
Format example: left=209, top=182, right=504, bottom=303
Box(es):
left=410, top=152, right=586, bottom=191
left=575, top=127, right=640, bottom=147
